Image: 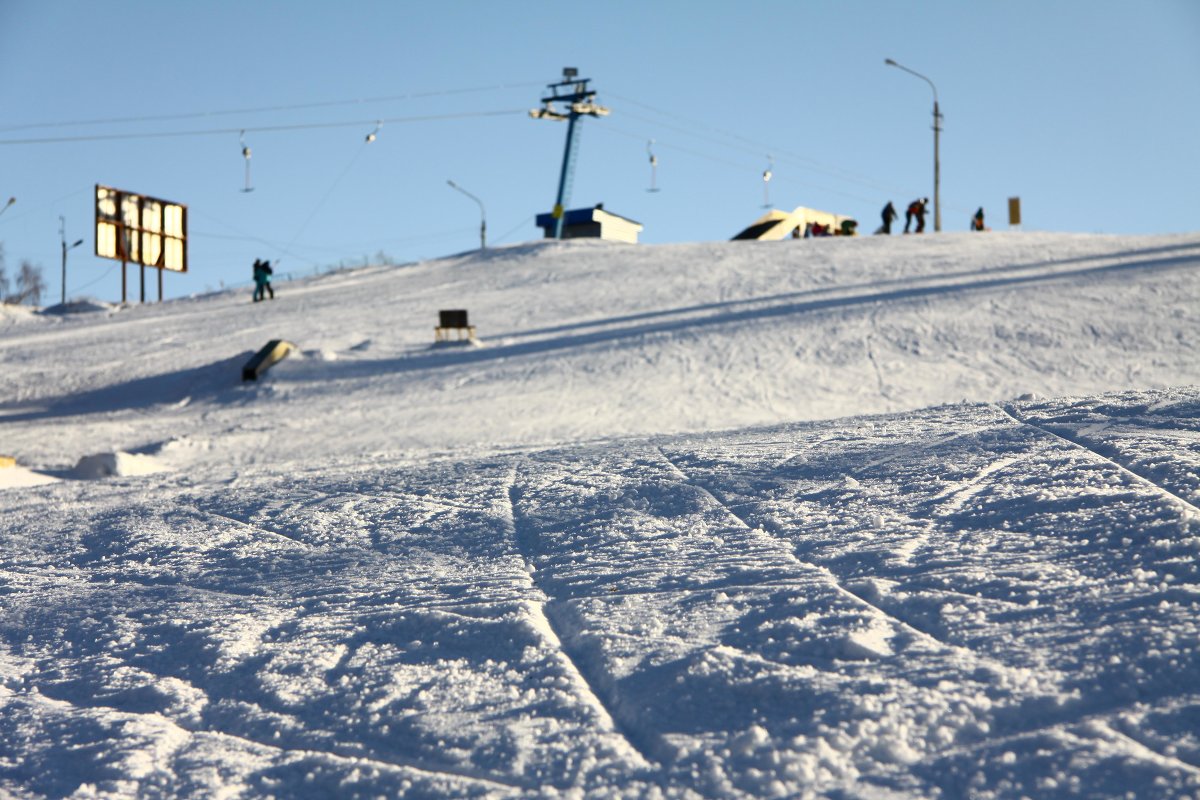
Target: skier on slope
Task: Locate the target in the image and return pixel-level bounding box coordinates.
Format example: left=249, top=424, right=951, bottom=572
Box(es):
left=253, top=258, right=275, bottom=302
left=880, top=201, right=898, bottom=234
left=905, top=198, right=928, bottom=234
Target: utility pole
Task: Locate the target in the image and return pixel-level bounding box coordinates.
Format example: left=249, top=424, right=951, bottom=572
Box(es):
left=886, top=58, right=943, bottom=232
left=447, top=180, right=487, bottom=249
left=59, top=216, right=83, bottom=305
left=530, top=67, right=609, bottom=239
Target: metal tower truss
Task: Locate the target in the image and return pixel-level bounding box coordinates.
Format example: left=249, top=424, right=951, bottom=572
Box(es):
left=530, top=68, right=610, bottom=239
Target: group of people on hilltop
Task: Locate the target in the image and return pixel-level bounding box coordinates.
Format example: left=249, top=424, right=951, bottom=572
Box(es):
left=879, top=200, right=989, bottom=234
left=878, top=199, right=928, bottom=234
left=794, top=218, right=859, bottom=238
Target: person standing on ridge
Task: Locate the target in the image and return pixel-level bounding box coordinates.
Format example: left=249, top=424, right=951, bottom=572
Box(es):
left=972, top=207, right=986, bottom=231
left=880, top=201, right=898, bottom=234
left=252, top=258, right=275, bottom=302
left=904, top=199, right=921, bottom=233
left=913, top=198, right=929, bottom=233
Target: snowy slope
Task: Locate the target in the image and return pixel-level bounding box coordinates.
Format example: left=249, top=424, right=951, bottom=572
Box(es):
left=1, top=232, right=1200, bottom=798
left=1, top=232, right=1198, bottom=473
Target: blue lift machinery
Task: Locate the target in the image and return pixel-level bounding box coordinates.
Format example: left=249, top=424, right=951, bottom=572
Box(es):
left=530, top=68, right=610, bottom=239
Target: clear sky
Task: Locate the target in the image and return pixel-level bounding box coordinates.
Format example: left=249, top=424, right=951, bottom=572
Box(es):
left=1, top=0, right=1198, bottom=302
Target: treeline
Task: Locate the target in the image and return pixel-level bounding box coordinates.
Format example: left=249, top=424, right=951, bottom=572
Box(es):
left=0, top=244, right=46, bottom=305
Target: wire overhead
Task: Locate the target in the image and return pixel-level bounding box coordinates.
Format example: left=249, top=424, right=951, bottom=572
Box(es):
left=0, top=109, right=528, bottom=145
left=0, top=80, right=545, bottom=134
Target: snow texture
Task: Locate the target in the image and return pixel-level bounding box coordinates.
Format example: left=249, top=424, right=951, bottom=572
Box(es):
left=1, top=232, right=1199, bottom=798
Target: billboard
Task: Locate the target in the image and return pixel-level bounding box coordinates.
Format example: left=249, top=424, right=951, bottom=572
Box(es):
left=95, top=185, right=187, bottom=272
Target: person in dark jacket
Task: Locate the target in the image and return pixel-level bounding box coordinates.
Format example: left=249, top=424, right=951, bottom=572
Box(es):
left=880, top=201, right=897, bottom=234
left=252, top=259, right=274, bottom=302
left=972, top=207, right=986, bottom=231
left=907, top=198, right=928, bottom=233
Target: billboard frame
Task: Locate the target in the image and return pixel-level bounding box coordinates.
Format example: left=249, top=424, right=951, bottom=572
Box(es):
left=94, top=184, right=188, bottom=303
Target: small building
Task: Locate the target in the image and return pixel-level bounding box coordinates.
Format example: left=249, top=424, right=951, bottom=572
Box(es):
left=732, top=206, right=857, bottom=240
left=536, top=204, right=644, bottom=243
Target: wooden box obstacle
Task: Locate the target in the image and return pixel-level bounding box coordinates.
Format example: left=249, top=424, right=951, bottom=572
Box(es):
left=435, top=309, right=476, bottom=342
left=242, top=339, right=296, bottom=381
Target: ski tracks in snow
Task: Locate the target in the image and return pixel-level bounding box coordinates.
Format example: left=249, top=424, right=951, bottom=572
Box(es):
left=501, top=464, right=663, bottom=780
left=655, top=446, right=1010, bottom=671
left=1000, top=403, right=1200, bottom=521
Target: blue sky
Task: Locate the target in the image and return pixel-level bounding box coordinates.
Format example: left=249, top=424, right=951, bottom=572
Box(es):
left=1, top=1, right=1198, bottom=302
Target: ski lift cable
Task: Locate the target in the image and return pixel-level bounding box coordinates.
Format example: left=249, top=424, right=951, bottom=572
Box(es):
left=615, top=105, right=904, bottom=196
left=0, top=109, right=529, bottom=146
left=607, top=90, right=873, bottom=174
left=0, top=81, right=546, bottom=133
left=491, top=215, right=537, bottom=246
left=69, top=264, right=117, bottom=294
left=596, top=123, right=895, bottom=208
left=191, top=209, right=321, bottom=267
left=283, top=139, right=373, bottom=258
left=607, top=91, right=908, bottom=194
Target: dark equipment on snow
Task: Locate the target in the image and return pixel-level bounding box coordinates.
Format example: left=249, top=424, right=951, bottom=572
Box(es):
left=242, top=339, right=295, bottom=382
left=435, top=309, right=476, bottom=343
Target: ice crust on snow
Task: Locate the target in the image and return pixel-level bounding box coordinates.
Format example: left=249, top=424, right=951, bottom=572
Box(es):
left=1, top=232, right=1199, bottom=797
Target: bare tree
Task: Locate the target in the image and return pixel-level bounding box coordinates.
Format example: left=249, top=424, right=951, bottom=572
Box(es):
left=11, top=261, right=46, bottom=306
left=0, top=244, right=8, bottom=301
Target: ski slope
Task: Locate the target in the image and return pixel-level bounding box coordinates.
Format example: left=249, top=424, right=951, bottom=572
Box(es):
left=2, top=232, right=1199, bottom=798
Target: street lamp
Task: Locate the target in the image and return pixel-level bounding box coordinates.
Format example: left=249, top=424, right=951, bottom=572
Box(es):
left=59, top=216, right=84, bottom=305
left=447, top=179, right=487, bottom=250
left=0, top=197, right=15, bottom=218
left=885, top=58, right=942, bottom=232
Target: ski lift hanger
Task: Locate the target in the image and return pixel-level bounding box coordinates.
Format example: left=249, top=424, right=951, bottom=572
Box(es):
left=646, top=139, right=660, bottom=193
left=239, top=131, right=254, bottom=193
left=761, top=155, right=774, bottom=208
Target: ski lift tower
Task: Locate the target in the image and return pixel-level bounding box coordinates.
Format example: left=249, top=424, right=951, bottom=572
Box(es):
left=530, top=67, right=610, bottom=239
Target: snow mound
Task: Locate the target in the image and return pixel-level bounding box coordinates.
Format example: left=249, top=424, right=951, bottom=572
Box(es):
left=74, top=451, right=169, bottom=479
left=0, top=464, right=59, bottom=489
left=840, top=624, right=896, bottom=659
left=40, top=298, right=117, bottom=315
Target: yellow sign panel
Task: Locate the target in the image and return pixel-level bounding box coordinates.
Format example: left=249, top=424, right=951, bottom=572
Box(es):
left=94, top=185, right=187, bottom=272
left=552, top=204, right=564, bottom=219
left=1008, top=196, right=1022, bottom=226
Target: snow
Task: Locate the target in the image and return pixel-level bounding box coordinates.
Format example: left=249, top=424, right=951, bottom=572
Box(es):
left=2, top=231, right=1200, bottom=797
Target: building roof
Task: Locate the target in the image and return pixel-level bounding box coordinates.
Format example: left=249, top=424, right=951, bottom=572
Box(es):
left=535, top=206, right=643, bottom=229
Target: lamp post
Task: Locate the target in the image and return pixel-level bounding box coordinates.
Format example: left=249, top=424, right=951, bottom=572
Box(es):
left=447, top=179, right=487, bottom=250
left=885, top=58, right=942, bottom=232
left=0, top=197, right=14, bottom=218
left=59, top=216, right=84, bottom=305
